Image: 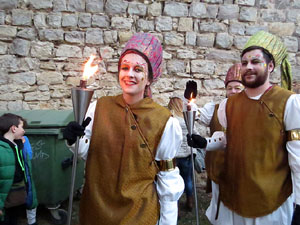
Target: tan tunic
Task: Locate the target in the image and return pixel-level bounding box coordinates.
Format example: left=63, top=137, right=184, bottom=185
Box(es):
left=220, top=85, right=293, bottom=217
left=79, top=95, right=171, bottom=225
left=205, top=104, right=225, bottom=189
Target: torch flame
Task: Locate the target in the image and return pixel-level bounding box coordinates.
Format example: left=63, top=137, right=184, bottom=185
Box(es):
left=82, top=55, right=98, bottom=81
left=189, top=93, right=195, bottom=103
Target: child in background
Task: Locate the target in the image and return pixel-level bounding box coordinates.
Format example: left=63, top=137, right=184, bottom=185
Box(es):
left=0, top=113, right=37, bottom=225
left=22, top=136, right=38, bottom=225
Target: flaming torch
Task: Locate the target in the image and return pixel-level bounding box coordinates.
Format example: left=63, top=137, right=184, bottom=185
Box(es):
left=67, top=55, right=98, bottom=225
left=183, top=94, right=200, bottom=225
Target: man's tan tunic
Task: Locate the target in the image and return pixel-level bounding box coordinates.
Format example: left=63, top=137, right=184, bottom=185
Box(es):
left=221, top=86, right=293, bottom=217
left=79, top=95, right=171, bottom=225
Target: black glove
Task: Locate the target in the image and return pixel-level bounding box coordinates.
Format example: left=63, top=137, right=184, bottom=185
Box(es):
left=187, top=134, right=207, bottom=149
left=292, top=204, right=300, bottom=225
left=63, top=117, right=91, bottom=145
left=184, top=80, right=197, bottom=99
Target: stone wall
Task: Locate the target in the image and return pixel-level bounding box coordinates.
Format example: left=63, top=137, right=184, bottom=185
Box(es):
left=0, top=0, right=300, bottom=112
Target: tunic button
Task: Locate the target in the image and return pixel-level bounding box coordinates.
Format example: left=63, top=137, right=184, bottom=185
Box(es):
left=140, top=143, right=147, bottom=148
left=131, top=125, right=136, bottom=130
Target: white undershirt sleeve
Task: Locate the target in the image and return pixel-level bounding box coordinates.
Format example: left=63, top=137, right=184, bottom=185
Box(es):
left=155, top=117, right=185, bottom=225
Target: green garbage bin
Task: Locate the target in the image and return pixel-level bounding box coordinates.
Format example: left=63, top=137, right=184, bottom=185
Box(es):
left=0, top=110, right=85, bottom=206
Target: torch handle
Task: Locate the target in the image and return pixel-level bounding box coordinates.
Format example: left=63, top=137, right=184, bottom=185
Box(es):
left=67, top=138, right=80, bottom=225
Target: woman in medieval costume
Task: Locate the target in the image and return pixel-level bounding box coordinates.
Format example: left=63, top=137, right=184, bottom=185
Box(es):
left=63, top=33, right=184, bottom=225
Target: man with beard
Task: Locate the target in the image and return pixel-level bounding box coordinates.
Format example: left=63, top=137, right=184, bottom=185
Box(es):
left=187, top=31, right=300, bottom=225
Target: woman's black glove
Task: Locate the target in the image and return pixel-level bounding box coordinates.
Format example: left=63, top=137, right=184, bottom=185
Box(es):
left=292, top=204, right=300, bottom=225
left=184, top=80, right=197, bottom=99
left=63, top=117, right=91, bottom=145
left=187, top=134, right=207, bottom=148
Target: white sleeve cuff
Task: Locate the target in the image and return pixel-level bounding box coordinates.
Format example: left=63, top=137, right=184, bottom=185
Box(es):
left=158, top=200, right=178, bottom=225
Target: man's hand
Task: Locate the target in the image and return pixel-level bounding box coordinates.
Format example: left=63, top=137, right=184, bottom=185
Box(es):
left=184, top=80, right=197, bottom=99
left=292, top=204, right=300, bottom=225
left=187, top=134, right=207, bottom=149
left=63, top=117, right=91, bottom=145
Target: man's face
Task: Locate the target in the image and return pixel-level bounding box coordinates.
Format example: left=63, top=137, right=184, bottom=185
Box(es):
left=241, top=49, right=274, bottom=88
left=226, top=81, right=244, bottom=97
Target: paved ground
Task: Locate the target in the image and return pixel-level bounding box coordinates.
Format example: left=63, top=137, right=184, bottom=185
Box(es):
left=18, top=172, right=211, bottom=225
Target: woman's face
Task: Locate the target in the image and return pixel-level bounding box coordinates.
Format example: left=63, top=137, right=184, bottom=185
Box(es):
left=119, top=53, right=150, bottom=103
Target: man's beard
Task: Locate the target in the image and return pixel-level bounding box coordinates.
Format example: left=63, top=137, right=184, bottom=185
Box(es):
left=241, top=69, right=268, bottom=88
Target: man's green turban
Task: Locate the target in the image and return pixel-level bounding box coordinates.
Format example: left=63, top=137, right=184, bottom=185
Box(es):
left=242, top=31, right=292, bottom=90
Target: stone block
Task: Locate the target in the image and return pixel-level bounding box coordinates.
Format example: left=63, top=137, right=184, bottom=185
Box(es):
left=104, top=30, right=118, bottom=44
left=10, top=38, right=31, bottom=56
left=0, top=41, right=7, bottom=54
left=47, top=13, right=62, bottom=28
left=206, top=49, right=240, bottom=63
left=137, top=19, right=154, bottom=31
left=164, top=32, right=184, bottom=46
left=0, top=0, right=18, bottom=10
left=105, top=0, right=128, bottom=15
left=245, top=25, right=268, bottom=35
left=239, top=7, right=257, bottom=22
left=31, top=41, right=54, bottom=58
left=178, top=17, right=193, bottom=32
left=260, top=9, right=286, bottom=22
left=233, top=36, right=249, bottom=49
left=177, top=49, right=197, bottom=59
left=229, top=22, right=245, bottom=35
left=86, top=0, right=104, bottom=13
left=164, top=1, right=188, bottom=17
left=24, top=91, right=51, bottom=101
left=0, top=25, right=17, bottom=40
left=166, top=59, right=185, bottom=73
left=206, top=5, right=218, bottom=19
left=148, top=2, right=162, bottom=17
left=78, top=13, right=91, bottom=28
left=186, top=31, right=197, bottom=46
left=86, top=28, right=104, bottom=44
left=155, top=16, right=172, bottom=31
left=17, top=27, right=37, bottom=40
left=53, top=0, right=67, bottom=12
left=128, top=2, right=147, bottom=16
left=119, top=31, right=133, bottom=44
left=216, top=33, right=233, bottom=49
left=10, top=72, right=36, bottom=85
left=0, top=55, right=19, bottom=72
left=111, top=17, right=133, bottom=30
left=62, top=14, right=78, bottom=27
left=65, top=31, right=85, bottom=44
left=0, top=11, right=5, bottom=25
left=197, top=33, right=215, bottom=48
left=218, top=5, right=239, bottom=20
left=199, top=22, right=227, bottom=33
left=237, top=0, right=255, bottom=6
left=34, top=13, right=47, bottom=28
left=39, top=29, right=64, bottom=41
left=12, top=9, right=33, bottom=26
left=67, top=0, right=85, bottom=12
left=37, top=71, right=63, bottom=85
left=29, top=0, right=52, bottom=9
left=56, top=44, right=82, bottom=58
left=92, top=15, right=110, bottom=28
left=189, top=2, right=207, bottom=18
left=268, top=22, right=295, bottom=36
left=100, top=46, right=114, bottom=59
left=287, top=9, right=300, bottom=23
left=284, top=36, right=298, bottom=53
left=191, top=60, right=215, bottom=74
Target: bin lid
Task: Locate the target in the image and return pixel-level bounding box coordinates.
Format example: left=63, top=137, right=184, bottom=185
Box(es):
left=0, top=110, right=74, bottom=128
